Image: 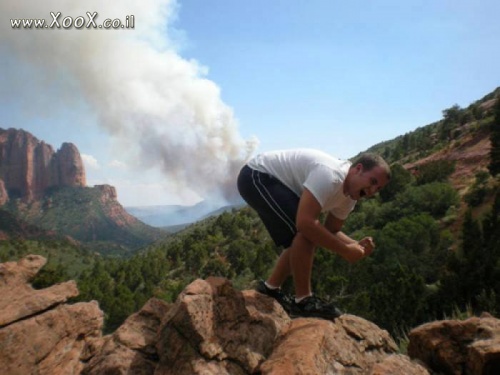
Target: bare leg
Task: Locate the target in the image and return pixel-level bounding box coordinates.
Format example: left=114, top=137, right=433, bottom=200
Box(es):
left=267, top=247, right=292, bottom=288
left=267, top=233, right=316, bottom=298
left=289, top=233, right=315, bottom=299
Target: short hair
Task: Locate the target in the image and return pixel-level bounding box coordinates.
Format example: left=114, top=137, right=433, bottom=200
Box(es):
left=352, top=153, right=391, bottom=180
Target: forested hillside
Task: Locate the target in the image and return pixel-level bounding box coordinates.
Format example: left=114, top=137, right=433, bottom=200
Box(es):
left=1, top=88, right=499, bottom=340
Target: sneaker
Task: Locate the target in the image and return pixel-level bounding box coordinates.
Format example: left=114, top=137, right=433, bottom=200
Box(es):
left=255, top=280, right=293, bottom=312
left=290, top=295, right=343, bottom=320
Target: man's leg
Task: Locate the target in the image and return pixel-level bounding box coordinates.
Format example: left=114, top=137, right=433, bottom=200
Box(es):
left=267, top=232, right=315, bottom=298
left=267, top=247, right=291, bottom=287
left=289, top=233, right=315, bottom=299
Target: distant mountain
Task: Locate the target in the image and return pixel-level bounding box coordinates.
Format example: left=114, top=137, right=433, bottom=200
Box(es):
left=0, top=128, right=165, bottom=254
left=126, top=201, right=244, bottom=228
left=0, top=128, right=86, bottom=201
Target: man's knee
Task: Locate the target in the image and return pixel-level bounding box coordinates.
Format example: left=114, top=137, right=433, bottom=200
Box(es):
left=292, top=232, right=315, bottom=251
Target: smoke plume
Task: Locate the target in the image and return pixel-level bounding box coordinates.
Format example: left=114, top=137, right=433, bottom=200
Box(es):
left=0, top=0, right=257, bottom=204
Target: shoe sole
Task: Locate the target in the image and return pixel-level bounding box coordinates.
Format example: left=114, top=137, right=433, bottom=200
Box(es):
left=255, top=285, right=292, bottom=313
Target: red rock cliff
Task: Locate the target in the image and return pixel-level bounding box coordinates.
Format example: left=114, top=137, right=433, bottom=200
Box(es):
left=0, top=128, right=86, bottom=202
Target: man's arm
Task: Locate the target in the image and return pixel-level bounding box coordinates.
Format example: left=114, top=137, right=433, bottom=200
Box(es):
left=295, top=189, right=365, bottom=263
left=324, top=212, right=375, bottom=256
left=324, top=213, right=357, bottom=244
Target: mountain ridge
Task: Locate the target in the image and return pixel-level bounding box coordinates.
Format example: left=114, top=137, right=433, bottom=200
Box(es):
left=125, top=201, right=245, bottom=229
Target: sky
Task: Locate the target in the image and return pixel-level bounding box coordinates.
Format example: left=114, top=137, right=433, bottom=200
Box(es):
left=1, top=0, right=499, bottom=208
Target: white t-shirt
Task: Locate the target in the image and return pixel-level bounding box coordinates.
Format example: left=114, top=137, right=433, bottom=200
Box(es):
left=247, top=149, right=356, bottom=220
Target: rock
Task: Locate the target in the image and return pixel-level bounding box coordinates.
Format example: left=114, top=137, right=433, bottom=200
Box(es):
left=55, top=142, right=86, bottom=188
left=259, top=315, right=402, bottom=374
left=154, top=277, right=426, bottom=375
left=0, top=255, right=79, bottom=326
left=0, top=127, right=86, bottom=202
left=0, top=255, right=103, bottom=375
left=155, top=277, right=291, bottom=375
left=95, top=184, right=118, bottom=201
left=370, top=354, right=430, bottom=374
left=0, top=302, right=103, bottom=375
left=83, top=298, right=171, bottom=375
left=4, top=254, right=500, bottom=375
left=0, top=128, right=164, bottom=249
left=0, top=253, right=47, bottom=286
left=408, top=314, right=500, bottom=375
left=0, top=178, right=7, bottom=206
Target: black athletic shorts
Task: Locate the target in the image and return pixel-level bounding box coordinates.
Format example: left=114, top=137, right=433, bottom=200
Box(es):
left=237, top=164, right=299, bottom=248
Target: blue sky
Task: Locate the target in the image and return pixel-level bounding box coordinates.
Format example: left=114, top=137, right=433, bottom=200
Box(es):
left=176, top=0, right=499, bottom=152
left=1, top=0, right=499, bottom=207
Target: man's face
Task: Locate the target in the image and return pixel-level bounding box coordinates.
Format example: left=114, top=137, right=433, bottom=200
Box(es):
left=345, top=164, right=390, bottom=200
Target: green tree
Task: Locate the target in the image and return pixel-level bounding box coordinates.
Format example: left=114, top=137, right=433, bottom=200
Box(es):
left=32, top=263, right=69, bottom=289
left=415, top=160, right=456, bottom=185
left=458, top=210, right=485, bottom=305
left=439, top=104, right=462, bottom=141
left=107, top=284, right=135, bottom=332
left=488, top=98, right=500, bottom=176
left=391, top=182, right=459, bottom=219
left=379, top=163, right=413, bottom=202
left=464, top=171, right=490, bottom=207
left=369, top=264, right=427, bottom=335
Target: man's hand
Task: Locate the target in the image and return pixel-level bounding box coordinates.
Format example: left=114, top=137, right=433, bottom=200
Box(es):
left=342, top=242, right=366, bottom=263
left=358, top=237, right=375, bottom=256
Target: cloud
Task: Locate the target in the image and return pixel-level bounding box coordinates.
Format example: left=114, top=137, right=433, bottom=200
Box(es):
left=81, top=153, right=100, bottom=170
left=108, top=160, right=127, bottom=169
left=1, top=0, right=257, bottom=204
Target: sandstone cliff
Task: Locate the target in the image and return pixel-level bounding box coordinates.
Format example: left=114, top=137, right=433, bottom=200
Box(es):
left=2, top=255, right=500, bottom=374
left=0, top=128, right=86, bottom=203
left=0, top=128, right=164, bottom=250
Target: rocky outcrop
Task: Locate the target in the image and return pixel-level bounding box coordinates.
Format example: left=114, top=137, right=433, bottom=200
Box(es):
left=3, top=255, right=500, bottom=374
left=0, top=128, right=86, bottom=203
left=0, top=128, right=162, bottom=250
left=83, top=298, right=171, bottom=375
left=156, top=277, right=293, bottom=374
left=0, top=179, right=7, bottom=205
left=0, top=255, right=103, bottom=375
left=55, top=142, right=86, bottom=188
left=408, top=314, right=500, bottom=375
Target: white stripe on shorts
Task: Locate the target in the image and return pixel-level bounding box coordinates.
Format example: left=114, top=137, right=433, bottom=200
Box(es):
left=251, top=169, right=296, bottom=235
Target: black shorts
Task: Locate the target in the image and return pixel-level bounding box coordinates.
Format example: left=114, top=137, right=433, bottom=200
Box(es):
left=237, top=165, right=299, bottom=248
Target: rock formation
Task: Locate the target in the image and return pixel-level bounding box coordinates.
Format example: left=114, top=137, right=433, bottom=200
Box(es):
left=2, top=254, right=500, bottom=374
left=408, top=314, right=500, bottom=375
left=0, top=179, right=7, bottom=206
left=0, top=128, right=86, bottom=203
left=83, top=298, right=171, bottom=375
left=0, top=255, right=103, bottom=375
left=0, top=128, right=163, bottom=249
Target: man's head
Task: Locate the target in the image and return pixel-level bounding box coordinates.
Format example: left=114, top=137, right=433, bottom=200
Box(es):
left=344, top=153, right=391, bottom=200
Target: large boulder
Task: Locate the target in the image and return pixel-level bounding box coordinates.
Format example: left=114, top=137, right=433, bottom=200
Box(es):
left=83, top=298, right=171, bottom=375
left=154, top=277, right=428, bottom=375
left=155, top=277, right=291, bottom=375
left=408, top=313, right=500, bottom=375
left=0, top=254, right=79, bottom=325
left=259, top=314, right=428, bottom=374
left=0, top=255, right=103, bottom=375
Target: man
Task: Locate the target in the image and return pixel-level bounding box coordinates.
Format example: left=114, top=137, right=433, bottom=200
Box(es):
left=237, top=148, right=391, bottom=319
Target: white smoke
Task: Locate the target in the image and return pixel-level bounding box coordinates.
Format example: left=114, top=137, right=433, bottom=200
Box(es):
left=0, top=0, right=257, bottom=204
